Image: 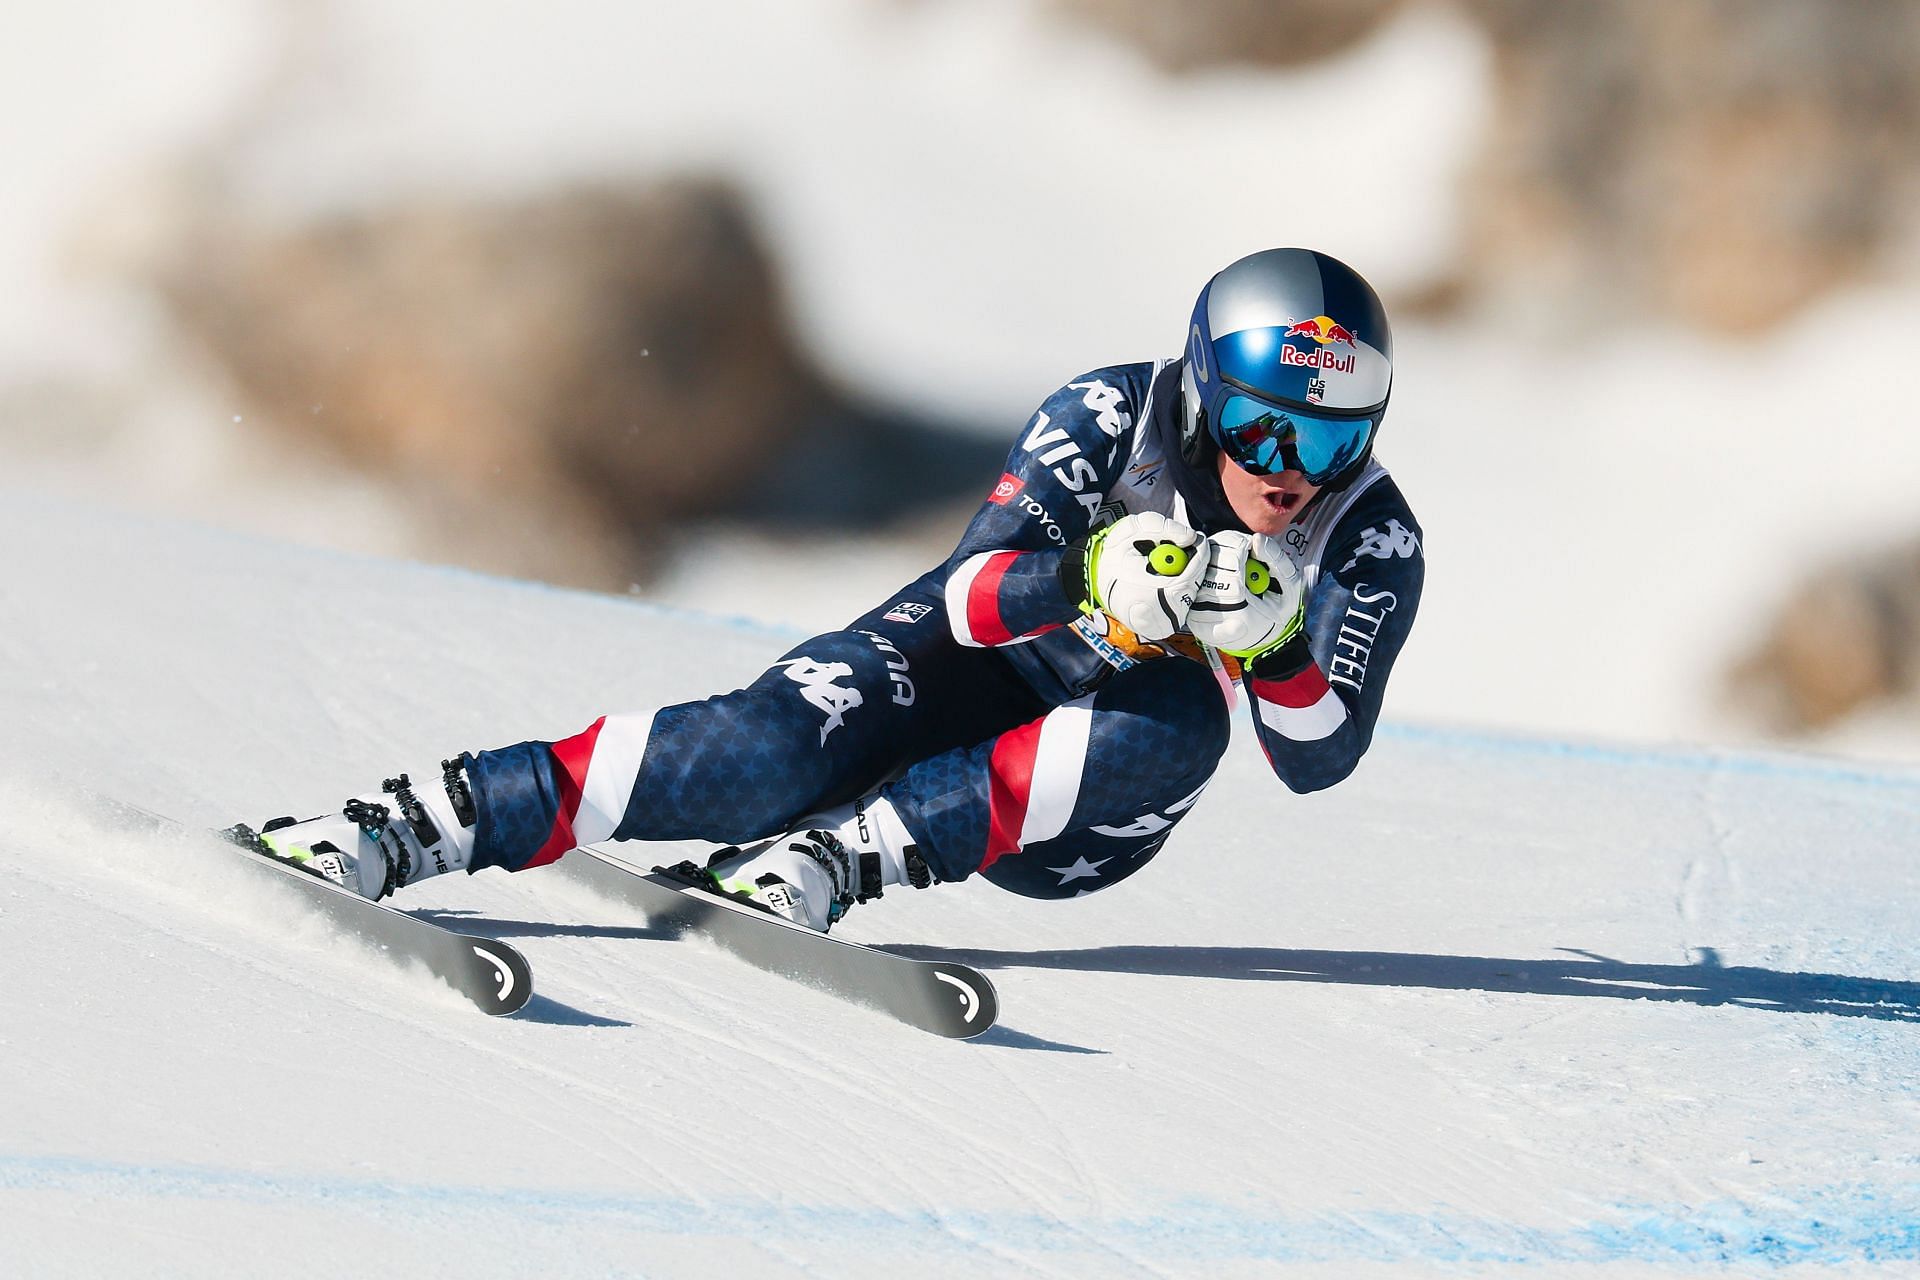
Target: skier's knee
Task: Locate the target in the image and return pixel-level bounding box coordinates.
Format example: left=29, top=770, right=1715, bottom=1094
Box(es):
left=973, top=762, right=1216, bottom=901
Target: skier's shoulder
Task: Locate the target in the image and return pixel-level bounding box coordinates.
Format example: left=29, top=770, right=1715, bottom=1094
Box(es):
left=1053, top=360, right=1159, bottom=403
left=1336, top=462, right=1421, bottom=542
left=1295, top=458, right=1424, bottom=582
left=1027, top=361, right=1160, bottom=446
left=1003, top=361, right=1165, bottom=502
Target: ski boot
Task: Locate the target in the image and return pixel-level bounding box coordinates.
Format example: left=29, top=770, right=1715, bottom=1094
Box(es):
left=675, top=796, right=934, bottom=932
left=229, top=761, right=479, bottom=901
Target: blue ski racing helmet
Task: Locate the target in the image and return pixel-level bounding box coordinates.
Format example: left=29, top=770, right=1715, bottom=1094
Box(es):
left=1179, top=248, right=1393, bottom=492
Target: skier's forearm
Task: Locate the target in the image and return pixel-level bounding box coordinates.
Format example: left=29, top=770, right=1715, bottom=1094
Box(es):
left=941, top=367, right=1152, bottom=648
left=945, top=546, right=1080, bottom=647
left=1245, top=657, right=1368, bottom=793
left=1247, top=545, right=1423, bottom=792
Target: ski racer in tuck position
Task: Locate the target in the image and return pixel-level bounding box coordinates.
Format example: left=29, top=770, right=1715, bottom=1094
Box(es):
left=249, top=248, right=1425, bottom=932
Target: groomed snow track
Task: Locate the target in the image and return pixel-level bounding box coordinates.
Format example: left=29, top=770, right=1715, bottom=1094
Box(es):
left=5, top=491, right=1919, bottom=1278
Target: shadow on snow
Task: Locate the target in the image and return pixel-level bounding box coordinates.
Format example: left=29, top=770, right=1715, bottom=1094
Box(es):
left=510, top=993, right=632, bottom=1028
left=886, top=944, right=1920, bottom=1024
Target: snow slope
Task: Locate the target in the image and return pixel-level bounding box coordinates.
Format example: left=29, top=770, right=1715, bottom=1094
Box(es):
left=5, top=488, right=1920, bottom=1278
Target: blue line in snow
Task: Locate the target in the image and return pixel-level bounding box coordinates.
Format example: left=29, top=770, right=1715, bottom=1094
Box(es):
left=5, top=1153, right=1920, bottom=1264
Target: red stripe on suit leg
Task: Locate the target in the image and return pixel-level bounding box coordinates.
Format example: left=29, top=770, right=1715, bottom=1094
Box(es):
left=527, top=716, right=604, bottom=869
left=980, top=717, right=1044, bottom=870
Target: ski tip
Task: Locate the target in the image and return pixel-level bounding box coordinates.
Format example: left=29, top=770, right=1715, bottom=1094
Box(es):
left=929, top=964, right=999, bottom=1038
left=466, top=939, right=534, bottom=1016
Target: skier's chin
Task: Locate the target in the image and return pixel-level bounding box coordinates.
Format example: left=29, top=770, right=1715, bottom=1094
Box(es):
left=1217, top=451, right=1317, bottom=535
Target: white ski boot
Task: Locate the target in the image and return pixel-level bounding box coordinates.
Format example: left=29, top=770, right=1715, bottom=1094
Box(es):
left=696, top=795, right=933, bottom=932
left=231, top=762, right=479, bottom=901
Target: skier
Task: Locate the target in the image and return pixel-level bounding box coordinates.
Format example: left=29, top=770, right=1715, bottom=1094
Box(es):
left=246, top=248, right=1424, bottom=932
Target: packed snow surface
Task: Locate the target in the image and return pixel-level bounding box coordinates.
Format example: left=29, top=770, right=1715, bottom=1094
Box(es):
left=5, top=489, right=1920, bottom=1278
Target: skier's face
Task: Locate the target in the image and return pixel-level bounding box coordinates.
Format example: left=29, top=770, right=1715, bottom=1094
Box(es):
left=1216, top=449, right=1320, bottom=535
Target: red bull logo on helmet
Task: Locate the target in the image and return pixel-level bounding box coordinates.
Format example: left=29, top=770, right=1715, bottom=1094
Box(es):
left=1284, top=315, right=1360, bottom=347
left=1280, top=313, right=1360, bottom=373
left=1279, top=345, right=1357, bottom=373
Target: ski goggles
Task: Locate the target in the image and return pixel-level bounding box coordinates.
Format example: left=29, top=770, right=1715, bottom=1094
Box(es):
left=1213, top=393, right=1377, bottom=486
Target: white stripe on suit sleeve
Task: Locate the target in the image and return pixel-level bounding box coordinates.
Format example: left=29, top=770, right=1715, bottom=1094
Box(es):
left=1254, top=687, right=1347, bottom=742
left=575, top=712, right=657, bottom=843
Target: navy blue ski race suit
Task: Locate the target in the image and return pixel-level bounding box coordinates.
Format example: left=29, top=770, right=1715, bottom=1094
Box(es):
left=462, top=359, right=1424, bottom=900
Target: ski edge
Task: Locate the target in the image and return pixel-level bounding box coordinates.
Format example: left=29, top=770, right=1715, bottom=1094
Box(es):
left=568, top=845, right=999, bottom=1039
left=226, top=827, right=533, bottom=1017
left=89, top=794, right=532, bottom=1017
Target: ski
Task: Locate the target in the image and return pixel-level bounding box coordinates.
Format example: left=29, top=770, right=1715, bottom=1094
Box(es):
left=87, top=795, right=532, bottom=1017
left=558, top=844, right=998, bottom=1039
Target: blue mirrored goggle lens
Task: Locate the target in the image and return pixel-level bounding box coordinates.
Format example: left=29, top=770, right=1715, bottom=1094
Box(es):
left=1215, top=395, right=1375, bottom=483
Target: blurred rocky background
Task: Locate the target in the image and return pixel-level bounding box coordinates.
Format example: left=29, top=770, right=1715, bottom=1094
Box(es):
left=148, top=180, right=992, bottom=587
left=1060, top=0, right=1920, bottom=332
left=5, top=0, right=1920, bottom=755
left=1727, top=542, right=1920, bottom=739
left=1048, top=2, right=1920, bottom=748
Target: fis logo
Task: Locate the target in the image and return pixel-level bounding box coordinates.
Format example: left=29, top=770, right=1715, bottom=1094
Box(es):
left=988, top=473, right=1024, bottom=505
left=1128, top=459, right=1165, bottom=489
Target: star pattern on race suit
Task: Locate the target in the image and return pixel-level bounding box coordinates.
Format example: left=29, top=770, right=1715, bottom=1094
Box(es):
left=466, top=739, right=617, bottom=872
left=887, top=742, right=994, bottom=875
left=1045, top=855, right=1113, bottom=885
left=619, top=691, right=842, bottom=844
left=471, top=568, right=1247, bottom=883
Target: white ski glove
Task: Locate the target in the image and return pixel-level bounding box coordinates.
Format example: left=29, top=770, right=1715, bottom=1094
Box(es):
left=1187, top=530, right=1307, bottom=661
left=1072, top=512, right=1212, bottom=642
